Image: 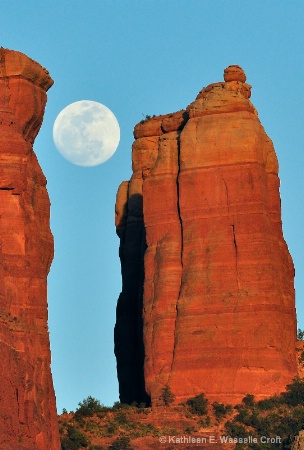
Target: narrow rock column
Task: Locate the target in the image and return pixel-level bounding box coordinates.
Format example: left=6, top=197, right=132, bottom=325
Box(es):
left=0, top=49, right=60, bottom=450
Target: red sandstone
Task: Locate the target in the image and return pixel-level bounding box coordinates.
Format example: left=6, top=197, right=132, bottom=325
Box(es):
left=0, top=49, right=60, bottom=449
left=115, top=65, right=297, bottom=406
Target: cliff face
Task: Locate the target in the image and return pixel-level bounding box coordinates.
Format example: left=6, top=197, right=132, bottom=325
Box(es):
left=0, top=49, right=60, bottom=449
left=115, top=65, right=297, bottom=406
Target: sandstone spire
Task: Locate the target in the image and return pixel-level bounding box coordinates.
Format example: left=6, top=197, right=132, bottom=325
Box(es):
left=0, top=49, right=60, bottom=449
left=115, top=65, right=297, bottom=406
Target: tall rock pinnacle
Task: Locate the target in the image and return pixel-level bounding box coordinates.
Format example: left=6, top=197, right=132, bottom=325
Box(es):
left=115, top=65, right=297, bottom=406
left=0, top=49, right=60, bottom=449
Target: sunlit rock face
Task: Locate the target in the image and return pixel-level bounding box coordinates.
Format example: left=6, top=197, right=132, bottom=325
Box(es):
left=0, top=49, right=60, bottom=450
left=115, top=65, right=297, bottom=406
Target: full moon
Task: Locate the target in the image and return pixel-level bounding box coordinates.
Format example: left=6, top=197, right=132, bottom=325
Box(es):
left=53, top=100, right=120, bottom=167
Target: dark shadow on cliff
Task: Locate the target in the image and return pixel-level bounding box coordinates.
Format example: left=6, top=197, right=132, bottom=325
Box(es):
left=114, top=193, right=151, bottom=406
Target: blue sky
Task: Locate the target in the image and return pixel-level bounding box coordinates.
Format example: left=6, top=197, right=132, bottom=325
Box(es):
left=1, top=1, right=303, bottom=413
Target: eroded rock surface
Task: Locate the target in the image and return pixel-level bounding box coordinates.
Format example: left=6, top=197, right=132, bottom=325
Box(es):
left=115, top=65, right=297, bottom=406
left=292, top=430, right=304, bottom=450
left=0, top=49, right=60, bottom=449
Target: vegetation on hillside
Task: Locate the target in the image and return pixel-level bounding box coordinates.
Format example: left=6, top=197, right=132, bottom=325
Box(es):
left=59, top=378, right=304, bottom=450
left=224, top=378, right=304, bottom=449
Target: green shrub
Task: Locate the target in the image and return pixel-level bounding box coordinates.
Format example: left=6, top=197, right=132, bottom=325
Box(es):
left=75, top=396, right=104, bottom=419
left=137, top=402, right=146, bottom=408
left=61, top=438, right=76, bottom=450
left=283, top=377, right=304, bottom=406
left=224, top=420, right=247, bottom=438
left=141, top=423, right=157, bottom=436
left=242, top=393, right=255, bottom=407
left=61, top=425, right=90, bottom=449
left=274, top=410, right=304, bottom=438
left=129, top=422, right=157, bottom=438
left=114, top=412, right=128, bottom=425
left=112, top=402, right=133, bottom=410
left=257, top=395, right=282, bottom=410
left=226, top=384, right=304, bottom=448
left=297, top=329, right=304, bottom=340
left=235, top=408, right=261, bottom=429
left=160, top=385, right=175, bottom=406
left=84, top=420, right=100, bottom=434
left=108, top=436, right=134, bottom=450
left=106, top=423, right=118, bottom=435
left=212, top=402, right=232, bottom=420
left=186, top=393, right=208, bottom=416
left=184, top=425, right=196, bottom=434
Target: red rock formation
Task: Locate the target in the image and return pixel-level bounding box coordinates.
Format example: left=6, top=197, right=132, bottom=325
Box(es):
left=115, top=65, right=297, bottom=406
left=0, top=49, right=60, bottom=449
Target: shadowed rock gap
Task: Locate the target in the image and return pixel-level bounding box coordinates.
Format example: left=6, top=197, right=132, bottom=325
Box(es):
left=114, top=191, right=150, bottom=405
left=169, top=130, right=184, bottom=379
left=231, top=223, right=240, bottom=291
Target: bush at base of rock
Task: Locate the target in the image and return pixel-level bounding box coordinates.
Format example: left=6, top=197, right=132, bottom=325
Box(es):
left=186, top=393, right=208, bottom=416
left=61, top=425, right=90, bottom=449
left=108, top=436, right=134, bottom=450
left=159, top=385, right=175, bottom=406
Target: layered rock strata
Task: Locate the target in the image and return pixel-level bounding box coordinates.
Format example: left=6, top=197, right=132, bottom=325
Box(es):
left=0, top=49, right=60, bottom=449
left=115, top=65, right=297, bottom=406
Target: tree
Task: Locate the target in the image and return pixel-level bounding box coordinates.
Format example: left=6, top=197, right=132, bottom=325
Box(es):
left=61, top=425, right=89, bottom=450
left=75, top=396, right=104, bottom=418
left=160, top=385, right=175, bottom=406
left=283, top=377, right=304, bottom=406
left=297, top=329, right=304, bottom=340
left=186, top=393, right=208, bottom=416
left=242, top=393, right=255, bottom=407
left=212, top=401, right=232, bottom=420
